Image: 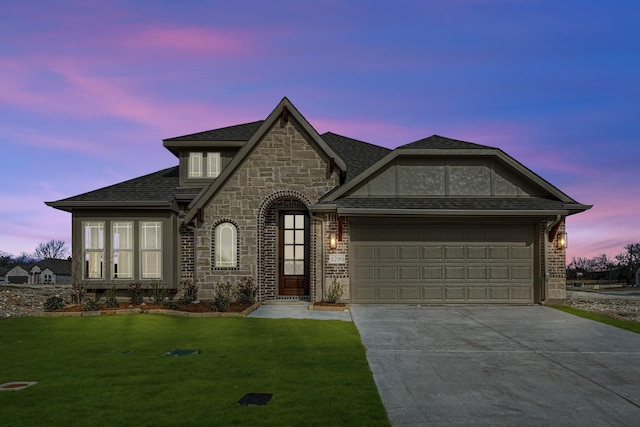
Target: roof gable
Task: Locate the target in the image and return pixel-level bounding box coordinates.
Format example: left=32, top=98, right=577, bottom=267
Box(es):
left=183, top=97, right=347, bottom=223
left=321, top=134, right=590, bottom=215
left=398, top=135, right=491, bottom=150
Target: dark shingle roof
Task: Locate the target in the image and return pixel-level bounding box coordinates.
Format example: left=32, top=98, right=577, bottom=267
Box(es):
left=164, top=121, right=264, bottom=142
left=321, top=132, right=391, bottom=182
left=49, top=167, right=181, bottom=205
left=399, top=135, right=492, bottom=150
left=34, top=259, right=72, bottom=275
left=330, top=197, right=571, bottom=211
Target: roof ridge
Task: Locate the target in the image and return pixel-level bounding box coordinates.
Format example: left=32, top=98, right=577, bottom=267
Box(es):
left=164, top=120, right=264, bottom=141
left=398, top=134, right=493, bottom=150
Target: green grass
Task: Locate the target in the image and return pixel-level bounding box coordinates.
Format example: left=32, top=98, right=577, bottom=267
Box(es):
left=550, top=305, right=640, bottom=334
left=0, top=315, right=389, bottom=426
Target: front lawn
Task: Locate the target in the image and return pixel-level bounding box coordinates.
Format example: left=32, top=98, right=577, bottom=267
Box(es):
left=0, top=315, right=389, bottom=426
left=550, top=305, right=640, bottom=334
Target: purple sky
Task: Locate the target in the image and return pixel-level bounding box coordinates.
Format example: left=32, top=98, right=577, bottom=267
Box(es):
left=1, top=0, right=638, bottom=261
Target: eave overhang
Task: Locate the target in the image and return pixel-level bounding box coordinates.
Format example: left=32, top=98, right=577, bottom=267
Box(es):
left=45, top=200, right=179, bottom=213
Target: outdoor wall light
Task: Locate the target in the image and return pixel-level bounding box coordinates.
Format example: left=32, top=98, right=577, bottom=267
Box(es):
left=557, top=232, right=568, bottom=249
left=329, top=233, right=337, bottom=249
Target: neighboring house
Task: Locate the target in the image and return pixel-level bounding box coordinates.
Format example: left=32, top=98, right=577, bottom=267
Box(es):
left=0, top=266, right=8, bottom=284
left=6, top=265, right=30, bottom=284
left=47, top=98, right=591, bottom=304
left=29, top=259, right=73, bottom=285
left=4, top=259, right=72, bottom=285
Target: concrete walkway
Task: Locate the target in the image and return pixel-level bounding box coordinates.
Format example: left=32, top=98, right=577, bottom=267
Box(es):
left=351, top=305, right=640, bottom=426
left=247, top=302, right=352, bottom=321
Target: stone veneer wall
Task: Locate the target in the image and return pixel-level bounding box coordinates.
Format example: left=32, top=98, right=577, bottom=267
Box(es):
left=193, top=118, right=340, bottom=300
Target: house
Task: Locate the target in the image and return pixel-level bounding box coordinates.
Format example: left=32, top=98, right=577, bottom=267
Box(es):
left=0, top=266, right=8, bottom=284
left=47, top=98, right=591, bottom=304
left=5, top=259, right=72, bottom=285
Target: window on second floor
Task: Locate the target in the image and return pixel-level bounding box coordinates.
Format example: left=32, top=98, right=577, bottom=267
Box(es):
left=189, top=152, right=221, bottom=178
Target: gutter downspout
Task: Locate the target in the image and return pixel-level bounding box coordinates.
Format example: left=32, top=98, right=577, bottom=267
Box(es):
left=309, top=212, right=326, bottom=302
left=543, top=215, right=562, bottom=304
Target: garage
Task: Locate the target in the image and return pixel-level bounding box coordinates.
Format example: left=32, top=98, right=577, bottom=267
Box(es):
left=350, top=221, right=536, bottom=304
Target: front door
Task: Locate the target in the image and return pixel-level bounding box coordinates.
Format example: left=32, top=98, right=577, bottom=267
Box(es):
left=278, top=211, right=310, bottom=296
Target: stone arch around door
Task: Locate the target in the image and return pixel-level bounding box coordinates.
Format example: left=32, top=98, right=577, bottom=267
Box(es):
left=257, top=191, right=316, bottom=302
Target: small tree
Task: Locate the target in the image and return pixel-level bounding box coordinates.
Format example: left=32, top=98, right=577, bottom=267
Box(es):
left=34, top=239, right=69, bottom=260
left=70, top=252, right=87, bottom=305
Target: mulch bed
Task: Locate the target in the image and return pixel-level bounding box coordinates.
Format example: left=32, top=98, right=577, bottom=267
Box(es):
left=51, top=301, right=254, bottom=314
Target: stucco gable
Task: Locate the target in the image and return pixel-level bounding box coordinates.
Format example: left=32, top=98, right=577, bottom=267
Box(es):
left=184, top=97, right=346, bottom=223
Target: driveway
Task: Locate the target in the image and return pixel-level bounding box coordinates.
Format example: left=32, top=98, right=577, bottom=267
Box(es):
left=351, top=305, right=640, bottom=426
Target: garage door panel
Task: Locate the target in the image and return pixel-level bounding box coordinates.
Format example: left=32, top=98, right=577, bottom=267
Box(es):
left=378, top=287, right=398, bottom=301
left=400, top=266, right=420, bottom=280
left=379, top=267, right=398, bottom=280
left=445, top=246, right=465, bottom=260
left=351, top=223, right=534, bottom=304
left=422, top=286, right=444, bottom=300
left=468, top=266, right=487, bottom=280
left=401, top=246, right=420, bottom=260
left=445, top=286, right=465, bottom=300
left=445, top=266, right=465, bottom=280
left=354, top=266, right=375, bottom=280
left=400, top=287, right=420, bottom=301
left=422, top=246, right=443, bottom=259
left=355, top=246, right=375, bottom=260
left=423, top=266, right=443, bottom=280
left=468, top=287, right=488, bottom=300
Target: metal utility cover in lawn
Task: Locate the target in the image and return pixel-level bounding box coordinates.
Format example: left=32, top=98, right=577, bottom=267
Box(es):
left=238, top=393, right=273, bottom=406
left=0, top=382, right=37, bottom=391
left=164, top=349, right=201, bottom=356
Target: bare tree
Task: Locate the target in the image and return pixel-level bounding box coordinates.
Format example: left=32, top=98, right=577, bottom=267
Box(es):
left=34, top=239, right=69, bottom=260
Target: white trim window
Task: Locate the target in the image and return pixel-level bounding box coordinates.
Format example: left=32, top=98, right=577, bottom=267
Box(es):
left=83, top=221, right=104, bottom=279
left=188, top=152, right=204, bottom=178
left=215, top=222, right=237, bottom=268
left=140, top=221, right=162, bottom=279
left=207, top=152, right=221, bottom=178
left=112, top=221, right=133, bottom=279
left=189, top=151, right=221, bottom=178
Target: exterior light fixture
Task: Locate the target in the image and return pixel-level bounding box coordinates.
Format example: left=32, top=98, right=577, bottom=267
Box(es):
left=329, top=233, right=337, bottom=249
left=557, top=232, right=568, bottom=249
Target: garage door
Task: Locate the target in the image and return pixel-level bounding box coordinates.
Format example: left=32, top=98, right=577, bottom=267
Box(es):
left=350, top=222, right=535, bottom=304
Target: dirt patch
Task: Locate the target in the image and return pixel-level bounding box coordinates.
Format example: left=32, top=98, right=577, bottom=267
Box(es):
left=566, top=293, right=640, bottom=322
left=1, top=285, right=74, bottom=318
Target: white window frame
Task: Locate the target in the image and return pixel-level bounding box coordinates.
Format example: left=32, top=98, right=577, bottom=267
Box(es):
left=215, top=222, right=237, bottom=268
left=207, top=152, right=221, bottom=178
left=112, top=221, right=133, bottom=279
left=83, top=221, right=104, bottom=279
left=140, top=221, right=162, bottom=279
left=188, top=152, right=204, bottom=178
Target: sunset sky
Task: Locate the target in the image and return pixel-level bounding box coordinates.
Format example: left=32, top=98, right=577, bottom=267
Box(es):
left=1, top=0, right=638, bottom=262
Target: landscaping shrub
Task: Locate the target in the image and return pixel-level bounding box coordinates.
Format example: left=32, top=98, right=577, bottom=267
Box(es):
left=179, top=278, right=198, bottom=304
left=326, top=278, right=344, bottom=303
left=44, top=296, right=65, bottom=311
left=149, top=280, right=168, bottom=304
left=236, top=276, right=257, bottom=303
left=105, top=285, right=119, bottom=308
left=211, top=281, right=235, bottom=312
left=83, top=298, right=100, bottom=311
left=163, top=301, right=179, bottom=310
left=128, top=281, right=145, bottom=305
